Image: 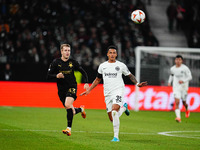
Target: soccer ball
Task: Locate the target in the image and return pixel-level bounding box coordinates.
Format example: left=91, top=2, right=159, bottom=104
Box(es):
left=131, top=10, right=145, bottom=24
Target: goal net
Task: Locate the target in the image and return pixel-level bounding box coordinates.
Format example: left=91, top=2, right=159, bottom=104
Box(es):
left=133, top=46, right=200, bottom=111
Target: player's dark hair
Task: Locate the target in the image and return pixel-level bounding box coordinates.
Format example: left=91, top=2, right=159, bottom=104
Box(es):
left=107, top=45, right=117, bottom=53
left=176, top=55, right=183, bottom=60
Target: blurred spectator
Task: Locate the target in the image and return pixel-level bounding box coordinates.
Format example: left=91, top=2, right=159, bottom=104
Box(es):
left=27, top=47, right=39, bottom=63
left=93, top=52, right=106, bottom=70
left=4, top=63, right=12, bottom=81
left=176, top=4, right=185, bottom=31
left=166, top=0, right=177, bottom=32
left=0, top=24, right=9, bottom=33
left=148, top=0, right=151, bottom=5
left=81, top=44, right=93, bottom=66
left=183, top=0, right=200, bottom=48
left=53, top=50, right=60, bottom=59
left=124, top=41, right=134, bottom=57
left=40, top=44, right=50, bottom=65
left=119, top=52, right=127, bottom=64
left=80, top=44, right=92, bottom=63
left=49, top=41, right=57, bottom=56
left=73, top=48, right=82, bottom=64
left=0, top=24, right=8, bottom=45
left=127, top=51, right=135, bottom=68
left=144, top=31, right=159, bottom=46
left=82, top=53, right=92, bottom=67
left=192, top=30, right=200, bottom=48
left=93, top=41, right=102, bottom=56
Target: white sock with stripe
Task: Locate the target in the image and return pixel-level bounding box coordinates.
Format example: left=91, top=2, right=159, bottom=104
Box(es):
left=175, top=109, right=181, bottom=118
left=112, top=110, right=120, bottom=139
left=118, top=107, right=126, bottom=117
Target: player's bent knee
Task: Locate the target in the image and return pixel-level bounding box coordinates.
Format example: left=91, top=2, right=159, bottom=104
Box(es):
left=109, top=117, right=113, bottom=122
left=182, top=101, right=187, bottom=106
left=65, top=104, right=71, bottom=109
left=112, top=110, right=118, bottom=117
left=112, top=105, right=120, bottom=111
left=175, top=101, right=179, bottom=105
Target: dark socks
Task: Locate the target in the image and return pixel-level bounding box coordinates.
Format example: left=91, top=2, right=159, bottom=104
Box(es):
left=74, top=108, right=82, bottom=114
left=66, top=108, right=82, bottom=128
left=67, top=108, right=73, bottom=128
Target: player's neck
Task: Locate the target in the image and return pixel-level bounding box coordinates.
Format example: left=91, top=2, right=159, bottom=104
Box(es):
left=108, top=59, right=116, bottom=63
left=176, top=64, right=182, bottom=67
left=61, top=56, right=69, bottom=62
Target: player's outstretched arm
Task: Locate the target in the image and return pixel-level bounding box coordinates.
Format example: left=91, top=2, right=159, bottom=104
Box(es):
left=80, top=77, right=102, bottom=96
left=84, top=83, right=89, bottom=91
left=168, top=74, right=173, bottom=86
left=128, top=74, right=148, bottom=87
left=56, top=72, right=64, bottom=78
left=137, top=81, right=148, bottom=87
left=47, top=61, right=58, bottom=80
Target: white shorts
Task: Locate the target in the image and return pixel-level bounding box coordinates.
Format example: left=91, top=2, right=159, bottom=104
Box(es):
left=173, top=90, right=187, bottom=101
left=105, top=89, right=124, bottom=112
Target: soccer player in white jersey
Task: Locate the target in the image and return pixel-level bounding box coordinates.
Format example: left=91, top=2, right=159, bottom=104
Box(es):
left=168, top=55, right=192, bottom=123
left=80, top=45, right=147, bottom=142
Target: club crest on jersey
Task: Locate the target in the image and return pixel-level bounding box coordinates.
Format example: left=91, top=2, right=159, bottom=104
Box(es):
left=69, top=62, right=73, bottom=68
left=115, top=66, right=120, bottom=71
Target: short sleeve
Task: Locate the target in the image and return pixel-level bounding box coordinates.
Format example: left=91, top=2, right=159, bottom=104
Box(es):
left=122, top=63, right=131, bottom=76
left=98, top=64, right=103, bottom=74
left=170, top=67, right=174, bottom=75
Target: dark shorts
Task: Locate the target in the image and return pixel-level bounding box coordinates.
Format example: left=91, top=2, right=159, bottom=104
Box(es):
left=58, top=87, right=77, bottom=107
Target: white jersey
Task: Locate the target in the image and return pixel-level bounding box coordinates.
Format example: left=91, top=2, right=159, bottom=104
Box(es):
left=98, top=60, right=131, bottom=96
left=168, top=64, right=192, bottom=91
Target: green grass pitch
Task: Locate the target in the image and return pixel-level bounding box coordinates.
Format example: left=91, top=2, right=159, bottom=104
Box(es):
left=0, top=106, right=200, bottom=150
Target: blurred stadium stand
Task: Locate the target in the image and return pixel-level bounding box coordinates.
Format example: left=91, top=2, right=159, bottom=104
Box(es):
left=146, top=0, right=200, bottom=47
left=0, top=0, right=199, bottom=84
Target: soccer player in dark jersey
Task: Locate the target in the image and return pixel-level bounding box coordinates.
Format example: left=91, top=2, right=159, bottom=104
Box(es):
left=47, top=44, right=89, bottom=136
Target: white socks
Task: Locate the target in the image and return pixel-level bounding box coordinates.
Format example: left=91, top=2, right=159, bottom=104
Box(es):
left=67, top=127, right=71, bottom=131
left=175, top=109, right=181, bottom=118
left=118, top=107, right=126, bottom=117
left=111, top=107, right=126, bottom=139
left=112, top=110, right=120, bottom=139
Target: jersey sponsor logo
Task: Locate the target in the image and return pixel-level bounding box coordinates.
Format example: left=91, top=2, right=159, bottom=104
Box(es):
left=115, top=66, right=120, bottom=71
left=103, top=68, right=107, bottom=70
left=104, top=73, right=117, bottom=78
left=176, top=74, right=183, bottom=78
left=69, top=62, right=73, bottom=68
left=60, top=70, right=72, bottom=74
left=58, top=65, right=61, bottom=67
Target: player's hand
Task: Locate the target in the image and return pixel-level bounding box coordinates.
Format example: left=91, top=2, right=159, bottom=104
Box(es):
left=80, top=90, right=90, bottom=96
left=56, top=73, right=64, bottom=78
left=179, top=80, right=184, bottom=84
left=84, top=83, right=89, bottom=91
left=168, top=83, right=171, bottom=86
left=137, top=81, right=148, bottom=87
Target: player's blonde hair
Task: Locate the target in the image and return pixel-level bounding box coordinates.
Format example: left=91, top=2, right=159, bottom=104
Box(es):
left=60, top=44, right=70, bottom=51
